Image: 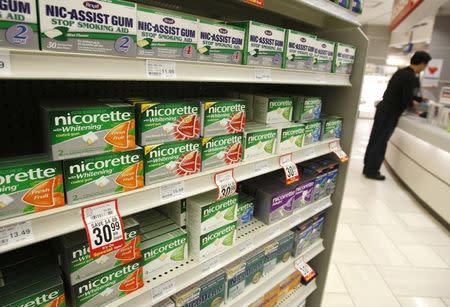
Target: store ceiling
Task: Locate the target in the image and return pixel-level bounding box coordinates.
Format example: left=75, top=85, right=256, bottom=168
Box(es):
left=358, top=0, right=394, bottom=25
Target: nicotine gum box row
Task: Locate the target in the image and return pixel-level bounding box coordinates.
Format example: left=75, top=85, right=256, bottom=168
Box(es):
left=243, top=123, right=277, bottom=161
left=0, top=154, right=65, bottom=220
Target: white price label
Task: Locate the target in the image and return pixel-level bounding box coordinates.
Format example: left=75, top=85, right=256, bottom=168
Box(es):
left=255, top=67, right=271, bottom=81
left=329, top=141, right=348, bottom=162
left=279, top=154, right=300, bottom=185
left=290, top=215, right=300, bottom=226
left=151, top=279, right=176, bottom=302
left=214, top=169, right=237, bottom=200
left=315, top=74, right=326, bottom=84
left=160, top=181, right=185, bottom=202
left=81, top=200, right=124, bottom=258
left=254, top=160, right=270, bottom=174
left=0, top=51, right=11, bottom=76
left=239, top=240, right=255, bottom=256
left=295, top=257, right=316, bottom=282
left=303, top=146, right=316, bottom=158
left=146, top=60, right=176, bottom=79
left=202, top=256, right=221, bottom=275
left=0, top=221, right=33, bottom=248
left=268, top=225, right=281, bottom=239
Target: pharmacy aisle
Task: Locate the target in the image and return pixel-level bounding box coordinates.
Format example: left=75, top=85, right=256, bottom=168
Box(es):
left=322, top=119, right=450, bottom=307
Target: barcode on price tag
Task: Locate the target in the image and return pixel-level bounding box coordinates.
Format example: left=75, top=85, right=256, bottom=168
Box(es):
left=151, top=279, right=176, bottom=302
left=329, top=141, right=348, bottom=162
left=160, top=181, right=185, bottom=202
left=239, top=240, right=255, bottom=256
left=81, top=199, right=124, bottom=258
left=201, top=256, right=221, bottom=275
left=214, top=169, right=237, bottom=200
left=279, top=154, right=300, bottom=185
left=254, top=160, right=270, bottom=174
left=255, top=67, right=271, bottom=80
left=0, top=221, right=33, bottom=249
left=295, top=257, right=316, bottom=283
left=146, top=60, right=176, bottom=79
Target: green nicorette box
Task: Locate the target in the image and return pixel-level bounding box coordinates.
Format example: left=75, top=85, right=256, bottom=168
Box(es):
left=253, top=95, right=293, bottom=124
left=127, top=98, right=201, bottom=145
left=321, top=116, right=343, bottom=140
left=144, top=139, right=202, bottom=184
left=229, top=21, right=285, bottom=68
left=312, top=38, right=335, bottom=73
left=237, top=193, right=254, bottom=226
left=1, top=275, right=66, bottom=307
left=243, top=123, right=277, bottom=161
left=57, top=217, right=141, bottom=284
left=41, top=101, right=136, bottom=160
left=333, top=42, right=356, bottom=74
left=282, top=29, right=317, bottom=70
left=39, top=0, right=137, bottom=57
left=0, top=155, right=65, bottom=220
left=200, top=98, right=246, bottom=137
left=276, top=231, right=294, bottom=263
left=71, top=260, right=142, bottom=307
left=293, top=97, right=322, bottom=122
left=197, top=19, right=245, bottom=64
left=63, top=147, right=144, bottom=204
left=302, top=120, right=322, bottom=146
left=271, top=122, right=305, bottom=155
left=136, top=6, right=197, bottom=60
left=201, top=133, right=243, bottom=171
left=0, top=0, right=39, bottom=50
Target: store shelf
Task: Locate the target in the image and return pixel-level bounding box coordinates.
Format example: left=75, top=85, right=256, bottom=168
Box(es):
left=0, top=139, right=337, bottom=253
left=227, top=240, right=323, bottom=306
left=277, top=281, right=317, bottom=307
left=2, top=50, right=351, bottom=86
left=108, top=198, right=330, bottom=306
left=299, top=0, right=360, bottom=26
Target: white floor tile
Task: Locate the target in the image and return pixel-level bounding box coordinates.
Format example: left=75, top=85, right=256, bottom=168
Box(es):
left=397, top=213, right=439, bottom=228
left=321, top=293, right=355, bottom=307
left=325, top=264, right=347, bottom=293
left=337, top=264, right=401, bottom=307
left=331, top=241, right=372, bottom=265
left=350, top=225, right=410, bottom=266
left=441, top=298, right=450, bottom=306
left=397, top=245, right=448, bottom=268
left=360, top=199, right=404, bottom=225
left=339, top=208, right=377, bottom=225
left=342, top=198, right=363, bottom=209
left=379, top=266, right=450, bottom=297
left=432, top=246, right=450, bottom=266
left=336, top=224, right=358, bottom=242
left=396, top=297, right=447, bottom=307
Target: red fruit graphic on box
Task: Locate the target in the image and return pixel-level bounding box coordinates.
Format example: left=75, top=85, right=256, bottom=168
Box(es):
left=227, top=111, right=246, bottom=133
left=119, top=267, right=143, bottom=295
left=173, top=114, right=200, bottom=140
left=224, top=143, right=242, bottom=164
left=176, top=151, right=201, bottom=176
left=115, top=236, right=141, bottom=263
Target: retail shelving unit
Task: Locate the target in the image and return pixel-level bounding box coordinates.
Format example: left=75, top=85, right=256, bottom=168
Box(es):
left=0, top=0, right=367, bottom=306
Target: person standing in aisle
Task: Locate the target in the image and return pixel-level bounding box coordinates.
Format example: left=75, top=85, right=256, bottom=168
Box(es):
left=363, top=51, right=431, bottom=180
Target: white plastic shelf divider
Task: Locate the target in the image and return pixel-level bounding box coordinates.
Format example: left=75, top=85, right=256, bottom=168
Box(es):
left=277, top=281, right=317, bottom=307
left=300, top=0, right=360, bottom=25
left=226, top=240, right=323, bottom=306
left=2, top=50, right=351, bottom=86
left=109, top=198, right=331, bottom=307
left=0, top=139, right=337, bottom=253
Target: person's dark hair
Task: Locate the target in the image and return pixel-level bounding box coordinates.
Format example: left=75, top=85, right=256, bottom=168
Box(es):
left=410, top=51, right=431, bottom=65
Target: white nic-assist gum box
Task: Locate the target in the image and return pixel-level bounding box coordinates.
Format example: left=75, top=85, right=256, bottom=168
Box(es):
left=39, top=0, right=137, bottom=57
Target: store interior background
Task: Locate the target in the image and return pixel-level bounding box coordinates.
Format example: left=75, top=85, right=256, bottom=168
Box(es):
left=322, top=1, right=450, bottom=307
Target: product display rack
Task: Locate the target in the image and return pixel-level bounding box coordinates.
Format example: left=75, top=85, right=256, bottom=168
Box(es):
left=0, top=0, right=367, bottom=306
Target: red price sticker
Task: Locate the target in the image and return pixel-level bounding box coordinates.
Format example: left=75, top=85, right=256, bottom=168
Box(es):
left=81, top=199, right=125, bottom=258
left=243, top=0, right=264, bottom=8
left=214, top=169, right=237, bottom=200
left=329, top=141, right=348, bottom=162
left=295, top=257, right=317, bottom=284
left=279, top=154, right=300, bottom=185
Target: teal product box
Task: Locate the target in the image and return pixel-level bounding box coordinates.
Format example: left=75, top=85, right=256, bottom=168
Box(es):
left=313, top=38, right=335, bottom=72
left=302, top=120, right=322, bottom=145
left=321, top=116, right=343, bottom=140
left=262, top=240, right=279, bottom=276
left=229, top=21, right=285, bottom=68
left=225, top=260, right=247, bottom=301
left=293, top=220, right=313, bottom=257
left=244, top=250, right=265, bottom=286
left=277, top=231, right=294, bottom=263
left=310, top=214, right=325, bottom=243
left=293, top=97, right=322, bottom=122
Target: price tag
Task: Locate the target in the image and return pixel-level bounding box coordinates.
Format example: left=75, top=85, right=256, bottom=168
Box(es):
left=146, top=60, right=176, bottom=79
left=253, top=160, right=269, bottom=174
left=201, top=256, right=221, bottom=275
left=160, top=181, right=185, bottom=202
left=329, top=141, right=348, bottom=162
left=239, top=240, right=255, bottom=256
left=315, top=74, right=326, bottom=84
left=290, top=215, right=300, bottom=226
left=0, top=221, right=33, bottom=248
left=255, top=67, right=271, bottom=81
left=243, top=0, right=264, bottom=8
left=268, top=225, right=281, bottom=239
left=0, top=51, right=11, bottom=76
left=151, top=279, right=176, bottom=302
left=279, top=154, right=300, bottom=185
left=81, top=199, right=124, bottom=258
left=214, top=169, right=237, bottom=200
left=295, top=257, right=317, bottom=284
left=303, top=146, right=316, bottom=159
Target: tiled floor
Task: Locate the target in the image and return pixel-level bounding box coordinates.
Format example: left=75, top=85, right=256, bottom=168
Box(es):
left=321, top=119, right=450, bottom=307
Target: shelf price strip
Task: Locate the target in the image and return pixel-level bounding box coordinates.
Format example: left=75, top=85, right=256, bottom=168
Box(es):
left=329, top=141, right=348, bottom=162
left=81, top=199, right=125, bottom=258
left=279, top=154, right=300, bottom=185
left=0, top=221, right=33, bottom=249
left=146, top=60, right=177, bottom=79
left=214, top=169, right=237, bottom=200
